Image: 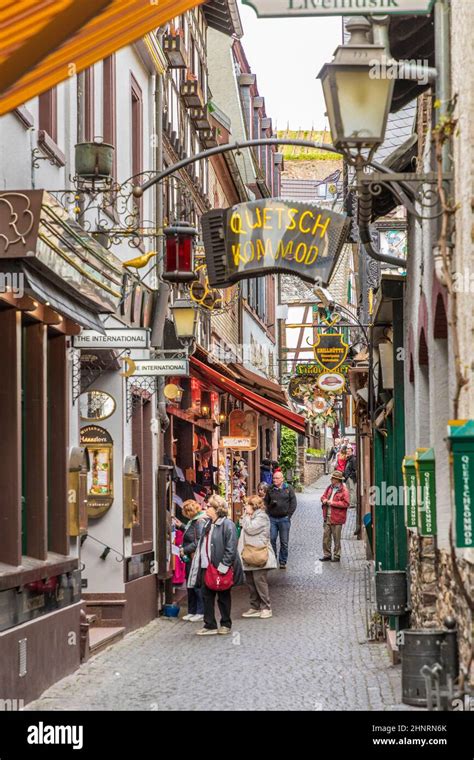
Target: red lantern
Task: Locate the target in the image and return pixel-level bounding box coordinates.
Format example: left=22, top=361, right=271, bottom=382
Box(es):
left=163, top=221, right=197, bottom=282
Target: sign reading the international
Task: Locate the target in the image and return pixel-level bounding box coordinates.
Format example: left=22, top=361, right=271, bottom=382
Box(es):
left=203, top=200, right=349, bottom=288
left=132, top=359, right=189, bottom=377
left=242, top=0, right=434, bottom=17
left=73, top=329, right=150, bottom=349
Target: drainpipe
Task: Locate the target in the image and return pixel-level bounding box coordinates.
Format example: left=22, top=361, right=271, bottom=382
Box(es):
left=152, top=42, right=170, bottom=435
left=435, top=0, right=451, bottom=173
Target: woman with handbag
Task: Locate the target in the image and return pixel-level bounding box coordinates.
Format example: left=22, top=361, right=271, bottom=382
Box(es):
left=173, top=500, right=207, bottom=622
left=187, top=494, right=244, bottom=636
left=239, top=495, right=277, bottom=619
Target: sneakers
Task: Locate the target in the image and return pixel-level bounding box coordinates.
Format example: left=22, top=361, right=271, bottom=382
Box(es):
left=196, top=627, right=218, bottom=636
left=260, top=609, right=272, bottom=619
left=218, top=626, right=231, bottom=635
left=242, top=609, right=261, bottom=618
left=189, top=613, right=204, bottom=622
left=182, top=613, right=194, bottom=621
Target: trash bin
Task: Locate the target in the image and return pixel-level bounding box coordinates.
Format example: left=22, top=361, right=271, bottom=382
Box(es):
left=400, top=629, right=447, bottom=706
left=375, top=570, right=407, bottom=616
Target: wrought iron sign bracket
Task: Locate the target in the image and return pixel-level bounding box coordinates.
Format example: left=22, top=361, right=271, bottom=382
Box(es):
left=356, top=171, right=453, bottom=223
left=72, top=348, right=132, bottom=404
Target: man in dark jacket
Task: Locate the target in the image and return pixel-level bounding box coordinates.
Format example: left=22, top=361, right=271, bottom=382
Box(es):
left=264, top=470, right=297, bottom=569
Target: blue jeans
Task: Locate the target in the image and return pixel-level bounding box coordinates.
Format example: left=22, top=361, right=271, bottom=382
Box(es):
left=270, top=516, right=291, bottom=566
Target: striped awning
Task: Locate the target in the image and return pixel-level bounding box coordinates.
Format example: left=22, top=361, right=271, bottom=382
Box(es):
left=0, top=0, right=204, bottom=116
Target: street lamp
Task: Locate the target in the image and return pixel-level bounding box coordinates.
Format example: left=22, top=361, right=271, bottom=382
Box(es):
left=170, top=297, right=198, bottom=350
left=163, top=220, right=197, bottom=283
left=317, top=17, right=394, bottom=165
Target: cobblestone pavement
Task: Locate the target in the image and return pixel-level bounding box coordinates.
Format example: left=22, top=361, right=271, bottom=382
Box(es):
left=28, top=478, right=404, bottom=711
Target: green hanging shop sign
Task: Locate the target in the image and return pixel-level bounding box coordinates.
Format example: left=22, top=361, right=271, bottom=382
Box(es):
left=402, top=455, right=418, bottom=530
left=415, top=448, right=437, bottom=537
left=449, top=420, right=474, bottom=549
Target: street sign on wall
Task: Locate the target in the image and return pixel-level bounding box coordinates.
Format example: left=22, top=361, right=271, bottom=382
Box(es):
left=122, top=358, right=189, bottom=377
left=242, top=0, right=434, bottom=17
left=402, top=455, right=418, bottom=531
left=202, top=200, right=349, bottom=288
left=415, top=448, right=437, bottom=537
left=73, top=328, right=150, bottom=349
left=449, top=420, right=474, bottom=548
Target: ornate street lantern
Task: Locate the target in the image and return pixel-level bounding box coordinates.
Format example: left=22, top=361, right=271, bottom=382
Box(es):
left=163, top=221, right=197, bottom=283
left=317, top=17, right=394, bottom=163
left=170, top=297, right=198, bottom=346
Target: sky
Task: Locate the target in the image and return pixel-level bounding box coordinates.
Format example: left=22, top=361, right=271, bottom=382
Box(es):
left=237, top=1, right=342, bottom=131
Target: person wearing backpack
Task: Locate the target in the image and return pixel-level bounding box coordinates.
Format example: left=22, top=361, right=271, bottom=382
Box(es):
left=264, top=470, right=297, bottom=569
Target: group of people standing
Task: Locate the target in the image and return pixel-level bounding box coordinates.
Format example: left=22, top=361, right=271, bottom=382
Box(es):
left=172, top=470, right=297, bottom=636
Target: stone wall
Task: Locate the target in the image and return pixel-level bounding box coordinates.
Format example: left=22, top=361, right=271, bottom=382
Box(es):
left=409, top=532, right=474, bottom=686
left=436, top=550, right=474, bottom=687
left=302, top=458, right=325, bottom=486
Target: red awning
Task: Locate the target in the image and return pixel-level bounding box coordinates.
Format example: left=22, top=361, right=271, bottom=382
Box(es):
left=190, top=356, right=306, bottom=435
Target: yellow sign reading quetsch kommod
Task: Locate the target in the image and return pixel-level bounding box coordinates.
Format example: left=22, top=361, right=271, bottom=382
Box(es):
left=203, top=200, right=349, bottom=288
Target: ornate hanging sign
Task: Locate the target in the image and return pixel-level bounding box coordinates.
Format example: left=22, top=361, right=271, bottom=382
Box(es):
left=202, top=200, right=349, bottom=288
left=228, top=410, right=258, bottom=451
left=312, top=332, right=349, bottom=372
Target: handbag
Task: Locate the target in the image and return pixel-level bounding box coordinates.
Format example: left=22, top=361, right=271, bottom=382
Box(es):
left=242, top=543, right=268, bottom=568
left=204, top=563, right=234, bottom=591
left=203, top=531, right=234, bottom=591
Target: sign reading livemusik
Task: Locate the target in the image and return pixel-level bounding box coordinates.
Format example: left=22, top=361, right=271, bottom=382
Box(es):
left=207, top=200, right=348, bottom=287
left=242, top=0, right=434, bottom=16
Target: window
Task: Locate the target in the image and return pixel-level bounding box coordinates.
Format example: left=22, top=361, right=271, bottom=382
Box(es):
left=38, top=88, right=57, bottom=142
left=131, top=74, right=143, bottom=177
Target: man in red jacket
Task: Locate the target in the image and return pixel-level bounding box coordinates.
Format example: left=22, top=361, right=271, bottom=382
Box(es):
left=320, top=471, right=350, bottom=562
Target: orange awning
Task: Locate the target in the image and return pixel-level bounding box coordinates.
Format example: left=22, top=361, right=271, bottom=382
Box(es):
left=191, top=357, right=306, bottom=435
left=0, top=0, right=204, bottom=116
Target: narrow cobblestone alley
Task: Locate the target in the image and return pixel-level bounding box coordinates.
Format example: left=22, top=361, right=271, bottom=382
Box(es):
left=27, top=479, right=403, bottom=711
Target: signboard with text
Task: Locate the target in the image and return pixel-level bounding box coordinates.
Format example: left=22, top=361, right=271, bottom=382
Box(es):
left=415, top=448, right=437, bottom=537
left=131, top=359, right=189, bottom=377
left=312, top=332, right=349, bottom=372
left=74, top=328, right=150, bottom=350
left=202, top=200, right=349, bottom=288
left=220, top=437, right=252, bottom=450
left=242, top=0, right=434, bottom=17
left=449, top=421, right=474, bottom=548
